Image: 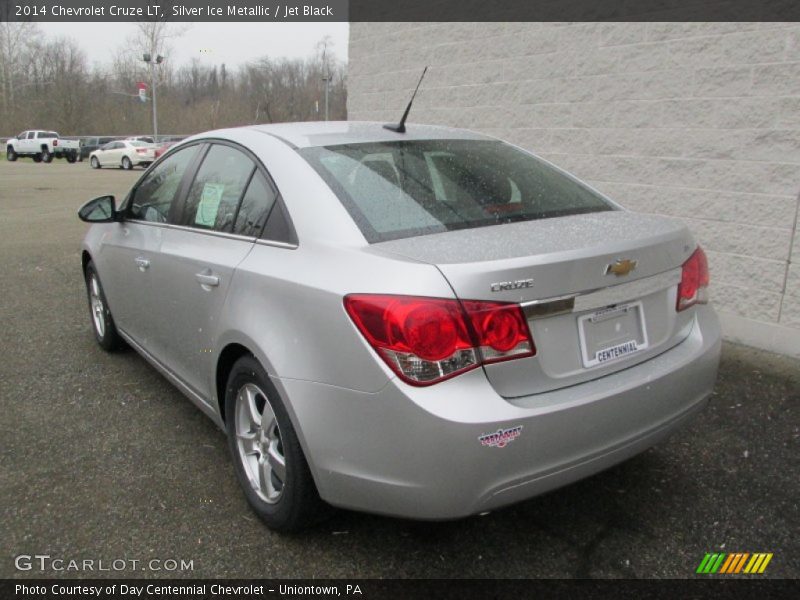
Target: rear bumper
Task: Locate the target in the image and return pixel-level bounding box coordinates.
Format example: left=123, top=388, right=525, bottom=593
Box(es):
left=276, top=305, right=721, bottom=520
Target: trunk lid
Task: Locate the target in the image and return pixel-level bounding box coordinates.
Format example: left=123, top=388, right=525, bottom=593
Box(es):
left=372, top=211, right=698, bottom=397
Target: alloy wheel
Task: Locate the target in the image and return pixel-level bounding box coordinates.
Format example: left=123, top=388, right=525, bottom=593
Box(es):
left=234, top=383, right=287, bottom=504
left=88, top=274, right=105, bottom=338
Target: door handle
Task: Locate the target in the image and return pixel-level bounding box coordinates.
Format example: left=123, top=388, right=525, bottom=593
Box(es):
left=195, top=273, right=220, bottom=287
left=134, top=257, right=150, bottom=271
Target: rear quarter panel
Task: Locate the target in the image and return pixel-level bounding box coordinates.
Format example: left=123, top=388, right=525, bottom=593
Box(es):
left=215, top=241, right=455, bottom=394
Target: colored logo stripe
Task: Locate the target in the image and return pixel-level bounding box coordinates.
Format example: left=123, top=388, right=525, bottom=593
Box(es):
left=744, top=553, right=773, bottom=574
left=697, top=552, right=773, bottom=574
left=697, top=553, right=726, bottom=574
left=719, top=553, right=750, bottom=573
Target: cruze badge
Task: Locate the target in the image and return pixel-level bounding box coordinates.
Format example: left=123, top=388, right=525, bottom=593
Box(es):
left=479, top=426, right=523, bottom=448
left=490, top=279, right=533, bottom=292
left=605, top=259, right=637, bottom=277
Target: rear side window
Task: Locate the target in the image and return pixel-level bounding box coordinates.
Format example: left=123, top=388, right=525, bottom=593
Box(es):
left=300, top=140, right=613, bottom=243
left=261, top=201, right=297, bottom=245
left=178, top=144, right=255, bottom=232
left=129, top=145, right=200, bottom=223
left=233, top=171, right=276, bottom=237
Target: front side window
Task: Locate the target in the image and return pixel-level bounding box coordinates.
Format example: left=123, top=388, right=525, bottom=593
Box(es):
left=300, top=139, right=614, bottom=243
left=177, top=144, right=255, bottom=232
left=129, top=144, right=200, bottom=223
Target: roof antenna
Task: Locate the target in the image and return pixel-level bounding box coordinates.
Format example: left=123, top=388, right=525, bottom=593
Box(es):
left=383, top=66, right=428, bottom=134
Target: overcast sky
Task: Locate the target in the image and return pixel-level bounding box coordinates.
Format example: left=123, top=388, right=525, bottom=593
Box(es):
left=39, top=22, right=349, bottom=69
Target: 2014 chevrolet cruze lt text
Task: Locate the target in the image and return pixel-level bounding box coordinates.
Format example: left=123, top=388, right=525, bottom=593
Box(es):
left=78, top=121, right=721, bottom=531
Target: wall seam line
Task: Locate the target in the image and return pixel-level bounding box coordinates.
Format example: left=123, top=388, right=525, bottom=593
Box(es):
left=777, top=187, right=800, bottom=323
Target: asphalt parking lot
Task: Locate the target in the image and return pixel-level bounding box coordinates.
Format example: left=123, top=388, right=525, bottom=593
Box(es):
left=1, top=160, right=798, bottom=579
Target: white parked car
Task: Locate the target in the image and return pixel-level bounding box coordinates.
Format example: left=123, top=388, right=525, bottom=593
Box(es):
left=89, top=140, right=156, bottom=170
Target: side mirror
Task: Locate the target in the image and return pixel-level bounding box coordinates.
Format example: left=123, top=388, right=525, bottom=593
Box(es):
left=78, top=195, right=119, bottom=223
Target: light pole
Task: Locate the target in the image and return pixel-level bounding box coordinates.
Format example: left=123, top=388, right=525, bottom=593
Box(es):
left=322, top=71, right=330, bottom=121
left=320, top=46, right=331, bottom=121
left=142, top=53, right=163, bottom=140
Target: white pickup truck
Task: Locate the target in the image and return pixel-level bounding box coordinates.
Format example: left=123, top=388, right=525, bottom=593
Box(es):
left=6, top=130, right=80, bottom=163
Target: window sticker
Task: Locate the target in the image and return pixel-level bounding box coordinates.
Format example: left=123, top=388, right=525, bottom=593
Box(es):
left=195, top=182, right=225, bottom=227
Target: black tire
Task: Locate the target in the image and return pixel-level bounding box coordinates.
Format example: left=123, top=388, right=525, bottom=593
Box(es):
left=121, top=156, right=132, bottom=170
left=32, top=153, right=42, bottom=163
left=225, top=355, right=327, bottom=532
left=66, top=151, right=77, bottom=164
left=84, top=261, right=125, bottom=351
left=90, top=156, right=100, bottom=169
left=6, top=146, right=17, bottom=161
left=41, top=146, right=53, bottom=163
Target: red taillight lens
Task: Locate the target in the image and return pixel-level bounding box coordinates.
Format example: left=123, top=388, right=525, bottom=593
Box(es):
left=53, top=139, right=58, bottom=146
left=462, top=301, right=535, bottom=363
left=402, top=304, right=458, bottom=361
left=344, top=294, right=535, bottom=386
left=677, top=246, right=710, bottom=311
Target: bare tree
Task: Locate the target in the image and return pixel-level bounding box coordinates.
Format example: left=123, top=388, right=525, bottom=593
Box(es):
left=0, top=28, right=347, bottom=137
left=0, top=22, right=38, bottom=116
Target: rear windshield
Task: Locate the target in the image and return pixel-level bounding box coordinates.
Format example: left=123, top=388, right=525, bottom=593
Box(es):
left=300, top=139, right=614, bottom=243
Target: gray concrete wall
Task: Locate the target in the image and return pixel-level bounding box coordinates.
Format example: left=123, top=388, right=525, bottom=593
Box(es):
left=347, top=22, right=800, bottom=356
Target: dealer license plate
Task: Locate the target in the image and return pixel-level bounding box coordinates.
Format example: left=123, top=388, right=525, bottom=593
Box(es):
left=578, top=302, right=649, bottom=368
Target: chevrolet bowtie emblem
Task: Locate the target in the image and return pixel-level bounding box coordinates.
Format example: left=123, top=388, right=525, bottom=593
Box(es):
left=605, top=259, right=637, bottom=277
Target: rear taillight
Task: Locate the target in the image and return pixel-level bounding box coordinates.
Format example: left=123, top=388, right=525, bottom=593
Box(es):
left=53, top=139, right=58, bottom=146
left=677, top=246, right=710, bottom=311
left=344, top=294, right=535, bottom=386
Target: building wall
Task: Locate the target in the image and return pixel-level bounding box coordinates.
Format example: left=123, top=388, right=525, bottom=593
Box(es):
left=348, top=22, right=800, bottom=356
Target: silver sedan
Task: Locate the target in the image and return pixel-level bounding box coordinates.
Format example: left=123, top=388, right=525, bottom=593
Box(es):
left=78, top=122, right=721, bottom=531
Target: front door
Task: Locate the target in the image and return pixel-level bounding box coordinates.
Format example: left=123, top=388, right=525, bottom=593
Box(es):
left=103, top=143, right=203, bottom=351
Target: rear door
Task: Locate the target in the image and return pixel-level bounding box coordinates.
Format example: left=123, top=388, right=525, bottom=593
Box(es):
left=21, top=132, right=35, bottom=153
left=101, top=142, right=119, bottom=165
left=147, top=142, right=274, bottom=400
